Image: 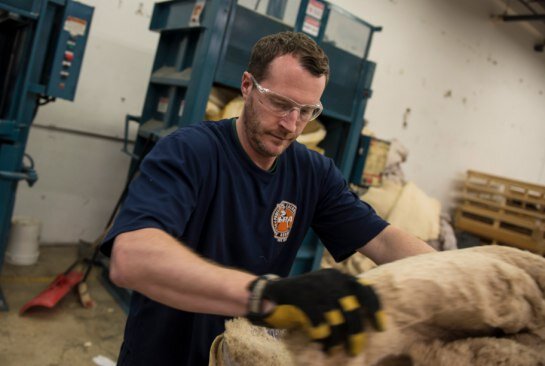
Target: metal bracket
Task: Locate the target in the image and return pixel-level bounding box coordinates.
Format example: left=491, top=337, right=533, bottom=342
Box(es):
left=122, top=114, right=141, bottom=160
left=0, top=154, right=38, bottom=186
left=0, top=169, right=37, bottom=186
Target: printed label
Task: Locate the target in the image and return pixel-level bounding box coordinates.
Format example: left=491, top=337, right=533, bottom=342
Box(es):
left=157, top=97, right=169, bottom=113
left=189, top=0, right=206, bottom=27
left=64, top=16, right=87, bottom=37
left=306, top=0, right=325, bottom=20
left=302, top=16, right=320, bottom=37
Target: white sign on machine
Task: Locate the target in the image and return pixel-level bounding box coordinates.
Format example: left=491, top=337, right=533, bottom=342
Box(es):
left=302, top=0, right=324, bottom=37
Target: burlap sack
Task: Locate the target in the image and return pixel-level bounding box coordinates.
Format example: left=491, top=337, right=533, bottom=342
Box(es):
left=212, top=246, right=545, bottom=366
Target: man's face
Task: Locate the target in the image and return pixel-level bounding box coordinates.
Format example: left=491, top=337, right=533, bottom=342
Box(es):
left=239, top=54, right=327, bottom=161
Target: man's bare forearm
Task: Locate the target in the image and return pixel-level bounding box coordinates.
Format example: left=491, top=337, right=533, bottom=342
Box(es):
left=358, top=225, right=436, bottom=265
left=110, top=228, right=256, bottom=317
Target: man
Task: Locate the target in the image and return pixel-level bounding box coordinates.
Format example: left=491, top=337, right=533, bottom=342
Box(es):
left=101, top=32, right=434, bottom=365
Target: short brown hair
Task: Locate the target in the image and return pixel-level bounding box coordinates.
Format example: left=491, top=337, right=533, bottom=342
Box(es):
left=248, top=31, right=329, bottom=83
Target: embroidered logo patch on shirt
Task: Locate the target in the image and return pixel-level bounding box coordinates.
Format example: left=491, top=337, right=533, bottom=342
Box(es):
left=271, top=201, right=297, bottom=243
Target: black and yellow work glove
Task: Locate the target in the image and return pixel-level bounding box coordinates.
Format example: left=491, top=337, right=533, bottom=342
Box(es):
left=246, top=269, right=386, bottom=356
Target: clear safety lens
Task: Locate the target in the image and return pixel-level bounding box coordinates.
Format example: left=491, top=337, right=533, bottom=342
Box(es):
left=251, top=75, right=323, bottom=121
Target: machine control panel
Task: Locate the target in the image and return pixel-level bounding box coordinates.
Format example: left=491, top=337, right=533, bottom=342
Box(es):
left=46, top=1, right=93, bottom=100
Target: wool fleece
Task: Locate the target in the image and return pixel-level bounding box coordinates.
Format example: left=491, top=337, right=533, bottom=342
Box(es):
left=211, top=245, right=545, bottom=366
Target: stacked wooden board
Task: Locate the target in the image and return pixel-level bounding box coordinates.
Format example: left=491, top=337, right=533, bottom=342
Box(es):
left=455, top=170, right=545, bottom=255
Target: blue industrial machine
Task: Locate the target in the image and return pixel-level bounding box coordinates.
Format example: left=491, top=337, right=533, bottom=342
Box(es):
left=0, top=0, right=93, bottom=310
left=106, top=0, right=381, bottom=312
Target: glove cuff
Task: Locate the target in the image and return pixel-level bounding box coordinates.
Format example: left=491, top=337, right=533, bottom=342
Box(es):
left=247, top=274, right=279, bottom=320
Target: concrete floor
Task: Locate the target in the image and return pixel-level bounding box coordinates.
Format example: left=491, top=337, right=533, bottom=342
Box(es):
left=0, top=245, right=126, bottom=366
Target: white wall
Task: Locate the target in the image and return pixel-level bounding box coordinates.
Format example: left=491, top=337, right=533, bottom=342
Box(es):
left=12, top=0, right=545, bottom=243
left=330, top=0, right=545, bottom=211
left=14, top=129, right=132, bottom=243
left=13, top=0, right=158, bottom=244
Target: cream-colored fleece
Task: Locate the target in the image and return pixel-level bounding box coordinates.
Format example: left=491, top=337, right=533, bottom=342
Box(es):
left=212, top=246, right=545, bottom=366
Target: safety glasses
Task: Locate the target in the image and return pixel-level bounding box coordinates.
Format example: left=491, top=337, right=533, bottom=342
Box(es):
left=250, top=75, right=323, bottom=122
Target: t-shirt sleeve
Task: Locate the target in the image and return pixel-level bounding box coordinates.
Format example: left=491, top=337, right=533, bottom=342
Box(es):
left=311, top=158, right=389, bottom=262
left=100, top=130, right=207, bottom=257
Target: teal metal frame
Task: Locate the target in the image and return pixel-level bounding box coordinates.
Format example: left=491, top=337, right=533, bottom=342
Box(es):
left=0, top=0, right=93, bottom=311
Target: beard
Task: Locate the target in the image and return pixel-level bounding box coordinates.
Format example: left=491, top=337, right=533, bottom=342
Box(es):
left=241, top=96, right=296, bottom=158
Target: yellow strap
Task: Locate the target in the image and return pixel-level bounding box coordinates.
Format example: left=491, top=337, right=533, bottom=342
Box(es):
left=339, top=295, right=360, bottom=312
left=374, top=310, right=387, bottom=331
left=325, top=309, right=345, bottom=326
left=264, top=305, right=331, bottom=340
left=264, top=304, right=310, bottom=329
left=307, top=323, right=330, bottom=340
left=348, top=332, right=367, bottom=356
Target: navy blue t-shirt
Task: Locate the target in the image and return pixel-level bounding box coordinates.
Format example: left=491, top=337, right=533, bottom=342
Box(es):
left=101, top=119, right=388, bottom=365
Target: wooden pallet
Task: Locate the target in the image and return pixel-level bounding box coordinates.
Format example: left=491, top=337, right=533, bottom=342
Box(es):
left=455, top=170, right=545, bottom=255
